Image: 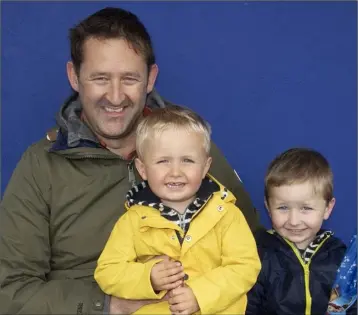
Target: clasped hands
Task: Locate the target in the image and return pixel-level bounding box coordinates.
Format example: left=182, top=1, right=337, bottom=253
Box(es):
left=150, top=256, right=199, bottom=315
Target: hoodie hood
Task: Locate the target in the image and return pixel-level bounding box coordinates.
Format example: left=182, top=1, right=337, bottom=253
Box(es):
left=126, top=173, right=236, bottom=211
left=125, top=174, right=236, bottom=237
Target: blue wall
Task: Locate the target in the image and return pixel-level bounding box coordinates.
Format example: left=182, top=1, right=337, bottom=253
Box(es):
left=1, top=1, right=357, bottom=244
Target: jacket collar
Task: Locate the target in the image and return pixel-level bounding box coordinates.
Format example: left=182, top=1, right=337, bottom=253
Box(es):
left=126, top=176, right=219, bottom=211
left=269, top=229, right=334, bottom=263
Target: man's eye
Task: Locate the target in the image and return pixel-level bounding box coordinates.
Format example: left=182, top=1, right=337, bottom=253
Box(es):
left=94, top=77, right=108, bottom=82
left=123, top=78, right=138, bottom=84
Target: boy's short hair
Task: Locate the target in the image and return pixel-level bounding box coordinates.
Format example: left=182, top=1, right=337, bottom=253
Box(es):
left=136, top=105, right=211, bottom=158
left=265, top=148, right=333, bottom=204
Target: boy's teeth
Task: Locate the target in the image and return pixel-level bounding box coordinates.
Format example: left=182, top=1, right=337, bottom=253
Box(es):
left=105, top=107, right=124, bottom=112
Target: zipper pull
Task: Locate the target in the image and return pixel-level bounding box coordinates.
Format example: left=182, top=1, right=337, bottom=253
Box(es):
left=127, top=161, right=136, bottom=187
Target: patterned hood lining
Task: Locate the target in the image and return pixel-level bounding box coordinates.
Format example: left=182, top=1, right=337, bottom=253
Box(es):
left=274, top=229, right=333, bottom=264
left=126, top=177, right=227, bottom=235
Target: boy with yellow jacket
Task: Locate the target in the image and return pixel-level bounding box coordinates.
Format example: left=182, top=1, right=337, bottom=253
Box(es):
left=94, top=106, right=261, bottom=314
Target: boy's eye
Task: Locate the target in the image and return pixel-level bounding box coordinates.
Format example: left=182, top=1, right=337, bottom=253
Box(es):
left=302, top=206, right=313, bottom=211
left=156, top=160, right=168, bottom=164
left=277, top=206, right=288, bottom=210
left=183, top=158, right=194, bottom=163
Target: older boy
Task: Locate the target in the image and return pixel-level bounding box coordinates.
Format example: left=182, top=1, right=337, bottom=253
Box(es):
left=246, top=148, right=346, bottom=315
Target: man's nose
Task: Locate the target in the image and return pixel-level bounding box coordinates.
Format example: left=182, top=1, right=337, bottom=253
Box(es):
left=106, top=80, right=126, bottom=105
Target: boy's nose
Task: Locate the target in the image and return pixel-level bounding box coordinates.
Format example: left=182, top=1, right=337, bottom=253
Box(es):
left=287, top=210, right=301, bottom=226
left=169, top=163, right=182, bottom=177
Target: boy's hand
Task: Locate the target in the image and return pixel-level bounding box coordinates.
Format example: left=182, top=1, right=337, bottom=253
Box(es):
left=150, top=259, right=185, bottom=291
left=168, top=285, right=200, bottom=315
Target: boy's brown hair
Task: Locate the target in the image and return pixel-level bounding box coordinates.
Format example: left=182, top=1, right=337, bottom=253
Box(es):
left=265, top=148, right=333, bottom=204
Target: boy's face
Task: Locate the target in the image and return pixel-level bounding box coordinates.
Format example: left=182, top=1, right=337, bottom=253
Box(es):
left=266, top=181, right=335, bottom=249
left=135, top=128, right=212, bottom=213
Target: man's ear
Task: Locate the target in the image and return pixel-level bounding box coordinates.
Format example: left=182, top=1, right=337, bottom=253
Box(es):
left=323, top=197, right=335, bottom=220
left=146, top=64, right=159, bottom=94
left=135, top=158, right=147, bottom=180
left=67, top=61, right=79, bottom=92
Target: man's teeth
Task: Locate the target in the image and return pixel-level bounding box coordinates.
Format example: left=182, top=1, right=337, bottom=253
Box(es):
left=104, top=107, right=124, bottom=112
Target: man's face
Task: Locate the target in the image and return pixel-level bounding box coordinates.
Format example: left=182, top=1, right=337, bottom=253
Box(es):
left=67, top=38, right=158, bottom=141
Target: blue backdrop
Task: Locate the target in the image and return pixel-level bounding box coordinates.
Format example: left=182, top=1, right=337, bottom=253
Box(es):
left=1, top=1, right=357, bottom=244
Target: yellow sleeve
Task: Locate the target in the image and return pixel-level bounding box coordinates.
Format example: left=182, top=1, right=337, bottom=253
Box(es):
left=186, top=205, right=261, bottom=314
left=94, top=212, right=165, bottom=300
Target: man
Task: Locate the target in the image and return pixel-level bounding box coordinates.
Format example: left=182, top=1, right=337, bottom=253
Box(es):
left=0, top=7, right=259, bottom=315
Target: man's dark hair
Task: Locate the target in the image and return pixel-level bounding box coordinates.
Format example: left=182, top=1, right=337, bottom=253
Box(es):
left=69, top=7, right=155, bottom=74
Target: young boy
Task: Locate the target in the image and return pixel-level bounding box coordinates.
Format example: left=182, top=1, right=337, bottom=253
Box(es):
left=246, top=148, right=347, bottom=315
left=94, top=106, right=261, bottom=315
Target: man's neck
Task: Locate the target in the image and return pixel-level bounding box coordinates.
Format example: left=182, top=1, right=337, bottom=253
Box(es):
left=98, top=133, right=136, bottom=159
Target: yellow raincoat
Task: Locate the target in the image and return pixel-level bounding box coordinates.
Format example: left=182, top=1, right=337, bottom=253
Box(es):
left=95, top=175, right=261, bottom=314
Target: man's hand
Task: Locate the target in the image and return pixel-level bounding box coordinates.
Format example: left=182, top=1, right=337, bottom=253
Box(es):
left=150, top=259, right=185, bottom=292
left=168, top=285, right=200, bottom=315
left=109, top=294, right=169, bottom=314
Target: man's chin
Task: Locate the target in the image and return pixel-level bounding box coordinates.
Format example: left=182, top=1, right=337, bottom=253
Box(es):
left=94, top=126, right=125, bottom=139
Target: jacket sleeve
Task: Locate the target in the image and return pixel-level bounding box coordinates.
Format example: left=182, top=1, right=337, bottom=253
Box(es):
left=208, top=142, right=260, bottom=232
left=186, top=206, right=261, bottom=314
left=94, top=212, right=164, bottom=300
left=0, top=146, right=105, bottom=315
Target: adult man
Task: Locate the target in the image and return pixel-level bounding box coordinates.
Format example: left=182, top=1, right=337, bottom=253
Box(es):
left=0, top=7, right=259, bottom=315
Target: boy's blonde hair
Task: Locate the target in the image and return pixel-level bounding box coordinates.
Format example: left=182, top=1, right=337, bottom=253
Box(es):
left=136, top=105, right=212, bottom=158
left=265, top=148, right=333, bottom=204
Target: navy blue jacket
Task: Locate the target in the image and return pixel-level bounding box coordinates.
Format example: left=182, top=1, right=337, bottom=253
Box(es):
left=246, top=229, right=346, bottom=315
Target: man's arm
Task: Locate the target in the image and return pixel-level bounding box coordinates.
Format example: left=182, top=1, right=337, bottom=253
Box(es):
left=0, top=147, right=105, bottom=315
left=209, top=141, right=261, bottom=231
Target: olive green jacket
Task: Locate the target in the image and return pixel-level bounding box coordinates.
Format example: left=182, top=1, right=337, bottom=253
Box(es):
left=0, top=89, right=259, bottom=314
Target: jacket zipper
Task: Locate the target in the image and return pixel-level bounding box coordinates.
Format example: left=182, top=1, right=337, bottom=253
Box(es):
left=127, top=160, right=137, bottom=187
left=60, top=154, right=121, bottom=160
left=178, top=213, right=186, bottom=231
left=284, top=237, right=331, bottom=315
